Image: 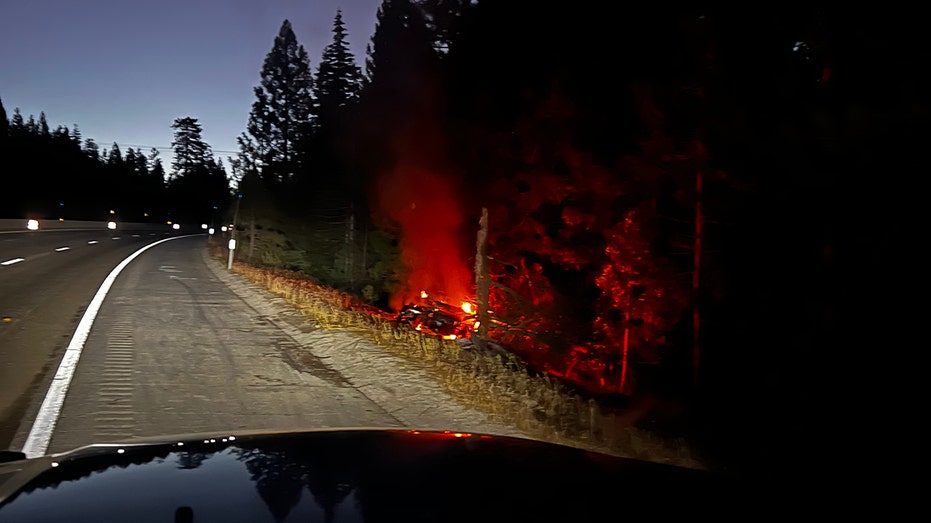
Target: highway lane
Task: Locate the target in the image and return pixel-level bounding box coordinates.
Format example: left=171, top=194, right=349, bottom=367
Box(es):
left=0, top=226, right=185, bottom=448
left=44, top=236, right=400, bottom=453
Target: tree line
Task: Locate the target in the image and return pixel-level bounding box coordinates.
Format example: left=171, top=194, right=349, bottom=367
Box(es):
left=0, top=101, right=230, bottom=225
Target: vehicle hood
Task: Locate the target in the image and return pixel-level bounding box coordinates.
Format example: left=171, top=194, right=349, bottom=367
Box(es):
left=0, top=428, right=734, bottom=521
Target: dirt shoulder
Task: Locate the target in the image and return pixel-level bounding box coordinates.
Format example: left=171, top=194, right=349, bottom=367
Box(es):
left=206, top=248, right=703, bottom=469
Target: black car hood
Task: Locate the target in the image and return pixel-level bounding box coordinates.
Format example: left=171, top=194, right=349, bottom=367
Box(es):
left=0, top=429, right=735, bottom=522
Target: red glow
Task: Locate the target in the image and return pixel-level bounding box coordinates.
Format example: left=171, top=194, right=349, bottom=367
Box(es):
left=404, top=429, right=472, bottom=439
left=367, top=90, right=696, bottom=397
left=376, top=164, right=473, bottom=311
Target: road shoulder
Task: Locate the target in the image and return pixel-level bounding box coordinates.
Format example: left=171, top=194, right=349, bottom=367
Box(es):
left=202, top=248, right=525, bottom=438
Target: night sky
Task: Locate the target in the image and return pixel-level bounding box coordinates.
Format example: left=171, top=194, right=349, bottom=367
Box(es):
left=0, top=0, right=381, bottom=165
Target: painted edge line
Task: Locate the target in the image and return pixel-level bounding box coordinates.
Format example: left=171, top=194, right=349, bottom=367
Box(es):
left=21, top=234, right=203, bottom=458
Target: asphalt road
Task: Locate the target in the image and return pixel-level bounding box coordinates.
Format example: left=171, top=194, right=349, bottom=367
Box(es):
left=0, top=226, right=181, bottom=448
left=37, top=236, right=400, bottom=453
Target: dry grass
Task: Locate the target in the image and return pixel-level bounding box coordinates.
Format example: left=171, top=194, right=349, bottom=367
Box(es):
left=219, top=249, right=701, bottom=468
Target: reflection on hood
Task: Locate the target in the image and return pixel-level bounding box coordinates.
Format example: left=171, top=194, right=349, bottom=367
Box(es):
left=0, top=430, right=734, bottom=522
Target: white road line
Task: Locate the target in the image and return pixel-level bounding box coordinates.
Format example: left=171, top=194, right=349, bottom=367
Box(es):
left=112, top=237, right=120, bottom=240
left=1, top=258, right=25, bottom=266
left=55, top=247, right=71, bottom=252
left=21, top=234, right=202, bottom=458
left=87, top=240, right=98, bottom=244
left=131, top=234, right=140, bottom=238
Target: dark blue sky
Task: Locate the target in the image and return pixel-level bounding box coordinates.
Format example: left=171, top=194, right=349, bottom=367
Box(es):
left=0, top=0, right=381, bottom=167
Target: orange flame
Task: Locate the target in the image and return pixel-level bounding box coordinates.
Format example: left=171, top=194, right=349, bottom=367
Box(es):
left=461, top=302, right=473, bottom=314
left=420, top=290, right=429, bottom=299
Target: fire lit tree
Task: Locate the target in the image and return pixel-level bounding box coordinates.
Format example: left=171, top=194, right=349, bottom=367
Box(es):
left=594, top=205, right=688, bottom=394
left=477, top=90, right=692, bottom=395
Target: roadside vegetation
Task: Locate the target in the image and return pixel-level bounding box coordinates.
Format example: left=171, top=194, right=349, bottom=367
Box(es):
left=210, top=244, right=701, bottom=469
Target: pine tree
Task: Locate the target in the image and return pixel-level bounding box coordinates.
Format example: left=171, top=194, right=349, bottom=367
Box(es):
left=147, top=147, right=160, bottom=164
left=365, top=0, right=434, bottom=97
left=83, top=138, right=100, bottom=162
left=170, top=117, right=212, bottom=179
left=71, top=124, right=82, bottom=145
left=168, top=116, right=229, bottom=222
left=10, top=108, right=24, bottom=134
left=133, top=148, right=149, bottom=177
left=419, top=0, right=469, bottom=54
left=39, top=112, right=50, bottom=136
left=311, top=9, right=365, bottom=194
left=0, top=98, right=8, bottom=139
left=246, top=20, right=314, bottom=184
left=26, top=114, right=38, bottom=134
left=150, top=158, right=166, bottom=186
left=315, top=10, right=363, bottom=114
left=124, top=147, right=138, bottom=172
left=108, top=142, right=123, bottom=167
left=236, top=133, right=260, bottom=177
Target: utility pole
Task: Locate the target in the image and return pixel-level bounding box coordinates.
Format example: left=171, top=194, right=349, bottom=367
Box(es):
left=475, top=208, right=490, bottom=338
left=229, top=193, right=242, bottom=270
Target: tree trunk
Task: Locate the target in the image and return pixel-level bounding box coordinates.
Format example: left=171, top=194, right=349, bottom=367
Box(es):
left=347, top=210, right=355, bottom=287
left=693, top=169, right=703, bottom=386
left=361, top=219, right=368, bottom=281
left=621, top=311, right=630, bottom=394
left=620, top=216, right=631, bottom=394
left=475, top=208, right=490, bottom=338
left=248, top=214, right=255, bottom=262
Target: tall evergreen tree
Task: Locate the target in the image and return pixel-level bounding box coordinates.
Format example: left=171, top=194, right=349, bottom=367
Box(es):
left=355, top=0, right=437, bottom=180
left=310, top=9, right=365, bottom=195
left=147, top=147, right=161, bottom=165
left=246, top=20, right=314, bottom=184
left=170, top=117, right=212, bottom=179
left=132, top=148, right=149, bottom=177
left=150, top=157, right=166, bottom=184
left=108, top=142, right=123, bottom=167
left=71, top=124, right=82, bottom=145
left=124, top=147, right=138, bottom=173
left=365, top=0, right=434, bottom=98
left=83, top=138, right=100, bottom=162
left=168, top=116, right=229, bottom=222
left=0, top=98, right=9, bottom=139
left=236, top=133, right=260, bottom=177
left=10, top=108, right=24, bottom=133
left=39, top=111, right=50, bottom=136
left=315, top=10, right=363, bottom=114
left=418, top=0, right=470, bottom=54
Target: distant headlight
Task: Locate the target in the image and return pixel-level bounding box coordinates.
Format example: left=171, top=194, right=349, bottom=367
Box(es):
left=26, top=219, right=39, bottom=231
left=201, top=224, right=208, bottom=230
left=172, top=223, right=180, bottom=230
left=107, top=221, right=117, bottom=230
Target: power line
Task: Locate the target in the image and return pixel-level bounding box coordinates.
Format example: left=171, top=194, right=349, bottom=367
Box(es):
left=115, top=143, right=239, bottom=155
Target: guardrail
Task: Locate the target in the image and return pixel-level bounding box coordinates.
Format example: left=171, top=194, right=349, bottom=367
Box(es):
left=0, top=219, right=183, bottom=233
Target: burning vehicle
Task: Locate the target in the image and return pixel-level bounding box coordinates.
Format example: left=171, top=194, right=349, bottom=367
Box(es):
left=396, top=291, right=476, bottom=340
